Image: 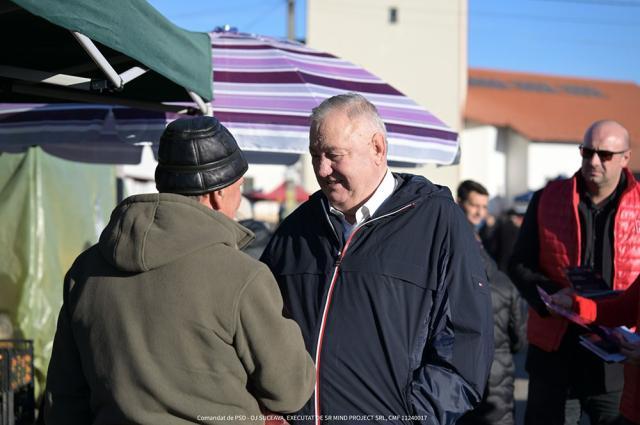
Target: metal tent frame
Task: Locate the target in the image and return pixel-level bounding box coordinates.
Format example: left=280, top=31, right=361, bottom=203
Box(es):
left=0, top=0, right=213, bottom=115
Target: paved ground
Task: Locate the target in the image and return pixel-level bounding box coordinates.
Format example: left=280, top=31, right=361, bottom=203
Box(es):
left=514, top=350, right=527, bottom=425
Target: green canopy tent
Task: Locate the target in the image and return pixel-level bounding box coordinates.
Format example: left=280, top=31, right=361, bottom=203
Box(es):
left=0, top=0, right=213, bottom=114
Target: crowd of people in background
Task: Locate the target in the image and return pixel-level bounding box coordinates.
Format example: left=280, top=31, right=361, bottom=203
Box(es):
left=2, top=92, right=637, bottom=425
left=456, top=180, right=527, bottom=425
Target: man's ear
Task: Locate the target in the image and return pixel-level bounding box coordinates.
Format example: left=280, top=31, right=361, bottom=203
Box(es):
left=372, top=132, right=386, bottom=164
left=621, top=150, right=631, bottom=167
left=210, top=190, right=224, bottom=210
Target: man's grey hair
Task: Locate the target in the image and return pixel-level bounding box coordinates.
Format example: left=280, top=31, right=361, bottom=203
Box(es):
left=310, top=93, right=388, bottom=145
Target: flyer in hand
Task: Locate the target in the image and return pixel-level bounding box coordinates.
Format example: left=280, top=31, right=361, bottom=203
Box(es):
left=537, top=286, right=639, bottom=362
left=579, top=333, right=624, bottom=363
left=579, top=327, right=640, bottom=363
left=536, top=286, right=591, bottom=328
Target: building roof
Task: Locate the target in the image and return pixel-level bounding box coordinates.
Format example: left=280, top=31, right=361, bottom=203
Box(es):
left=464, top=68, right=640, bottom=171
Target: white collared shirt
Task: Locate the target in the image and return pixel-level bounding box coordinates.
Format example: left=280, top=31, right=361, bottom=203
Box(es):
left=329, top=169, right=397, bottom=238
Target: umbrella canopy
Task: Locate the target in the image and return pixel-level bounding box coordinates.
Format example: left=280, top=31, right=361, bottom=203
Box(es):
left=211, top=30, right=458, bottom=165
left=0, top=0, right=212, bottom=113
left=0, top=30, right=458, bottom=165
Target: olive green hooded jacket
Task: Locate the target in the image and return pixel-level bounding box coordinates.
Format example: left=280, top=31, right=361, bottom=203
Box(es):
left=45, top=193, right=315, bottom=424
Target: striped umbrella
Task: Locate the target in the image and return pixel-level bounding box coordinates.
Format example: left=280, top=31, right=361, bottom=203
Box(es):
left=208, top=30, right=457, bottom=165
left=0, top=30, right=458, bottom=165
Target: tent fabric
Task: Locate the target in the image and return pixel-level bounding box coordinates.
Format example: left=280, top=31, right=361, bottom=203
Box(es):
left=0, top=147, right=116, bottom=395
left=1, top=0, right=213, bottom=103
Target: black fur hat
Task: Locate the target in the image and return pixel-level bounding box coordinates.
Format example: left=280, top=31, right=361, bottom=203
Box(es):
left=155, top=116, right=248, bottom=195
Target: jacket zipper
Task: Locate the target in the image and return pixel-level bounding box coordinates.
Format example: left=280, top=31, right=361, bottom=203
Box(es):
left=320, top=199, right=342, bottom=248
left=313, top=201, right=416, bottom=424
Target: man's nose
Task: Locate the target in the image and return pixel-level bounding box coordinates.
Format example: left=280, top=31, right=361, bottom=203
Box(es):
left=588, top=152, right=602, bottom=167
left=315, top=157, right=332, bottom=177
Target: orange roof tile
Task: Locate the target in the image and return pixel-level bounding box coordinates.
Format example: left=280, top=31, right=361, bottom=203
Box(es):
left=464, top=68, right=640, bottom=172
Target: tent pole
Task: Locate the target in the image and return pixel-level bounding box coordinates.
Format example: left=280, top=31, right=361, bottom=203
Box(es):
left=9, top=83, right=197, bottom=114
left=0, top=65, right=91, bottom=89
left=187, top=91, right=211, bottom=116
left=71, top=31, right=123, bottom=90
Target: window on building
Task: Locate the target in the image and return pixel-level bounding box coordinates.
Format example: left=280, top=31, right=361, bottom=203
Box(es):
left=560, top=85, right=603, bottom=97
left=469, top=77, right=508, bottom=89
left=513, top=81, right=556, bottom=93
left=389, top=7, right=398, bottom=24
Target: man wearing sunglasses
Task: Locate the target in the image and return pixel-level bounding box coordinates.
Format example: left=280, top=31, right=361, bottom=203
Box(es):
left=509, top=120, right=640, bottom=425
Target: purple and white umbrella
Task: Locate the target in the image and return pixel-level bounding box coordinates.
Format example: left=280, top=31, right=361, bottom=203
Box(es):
left=0, top=30, right=458, bottom=165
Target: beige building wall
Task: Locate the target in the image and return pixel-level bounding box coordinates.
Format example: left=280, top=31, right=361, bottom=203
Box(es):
left=305, top=0, right=468, bottom=192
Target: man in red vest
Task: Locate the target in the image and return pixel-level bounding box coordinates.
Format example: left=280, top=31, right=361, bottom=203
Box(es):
left=509, top=120, right=640, bottom=425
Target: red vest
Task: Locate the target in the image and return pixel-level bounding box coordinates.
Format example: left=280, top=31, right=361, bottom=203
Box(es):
left=528, top=168, right=640, bottom=352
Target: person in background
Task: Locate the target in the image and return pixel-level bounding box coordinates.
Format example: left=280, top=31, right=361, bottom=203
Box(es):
left=261, top=93, right=494, bottom=425
left=509, top=120, right=640, bottom=425
left=457, top=180, right=527, bottom=425
left=457, top=179, right=490, bottom=231
left=44, top=116, right=315, bottom=424
left=483, top=206, right=526, bottom=273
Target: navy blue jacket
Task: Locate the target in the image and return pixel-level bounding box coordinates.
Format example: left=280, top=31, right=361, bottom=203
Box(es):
left=261, top=174, right=494, bottom=425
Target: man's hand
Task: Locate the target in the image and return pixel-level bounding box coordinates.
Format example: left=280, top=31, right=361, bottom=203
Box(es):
left=547, top=287, right=575, bottom=315
left=617, top=334, right=640, bottom=366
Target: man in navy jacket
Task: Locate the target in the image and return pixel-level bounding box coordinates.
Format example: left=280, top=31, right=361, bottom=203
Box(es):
left=261, top=93, right=494, bottom=425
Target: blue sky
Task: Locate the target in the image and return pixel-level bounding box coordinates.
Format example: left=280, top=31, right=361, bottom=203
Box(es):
left=149, top=0, right=640, bottom=84
left=469, top=0, right=640, bottom=83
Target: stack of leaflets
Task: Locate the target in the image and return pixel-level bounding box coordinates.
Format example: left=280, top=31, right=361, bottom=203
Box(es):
left=537, top=286, right=639, bottom=362
left=578, top=327, right=639, bottom=363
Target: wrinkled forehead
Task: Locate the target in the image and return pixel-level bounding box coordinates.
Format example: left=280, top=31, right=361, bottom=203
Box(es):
left=309, top=114, right=361, bottom=150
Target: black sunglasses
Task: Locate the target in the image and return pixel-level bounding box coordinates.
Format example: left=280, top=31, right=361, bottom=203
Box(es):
left=579, top=145, right=628, bottom=162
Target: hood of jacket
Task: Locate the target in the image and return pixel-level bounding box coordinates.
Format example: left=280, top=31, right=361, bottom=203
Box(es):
left=98, top=193, right=254, bottom=273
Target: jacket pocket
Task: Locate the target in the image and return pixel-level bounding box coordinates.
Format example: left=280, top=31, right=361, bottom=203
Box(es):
left=472, top=272, right=490, bottom=294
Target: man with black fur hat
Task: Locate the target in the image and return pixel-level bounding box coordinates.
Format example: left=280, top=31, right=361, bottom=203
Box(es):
left=44, top=116, right=315, bottom=424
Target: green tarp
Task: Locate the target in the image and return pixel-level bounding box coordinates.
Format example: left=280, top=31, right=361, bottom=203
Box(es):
left=2, top=0, right=213, bottom=103
left=0, top=148, right=116, bottom=393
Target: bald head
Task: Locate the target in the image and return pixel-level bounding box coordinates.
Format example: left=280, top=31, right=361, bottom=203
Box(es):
left=584, top=120, right=630, bottom=150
